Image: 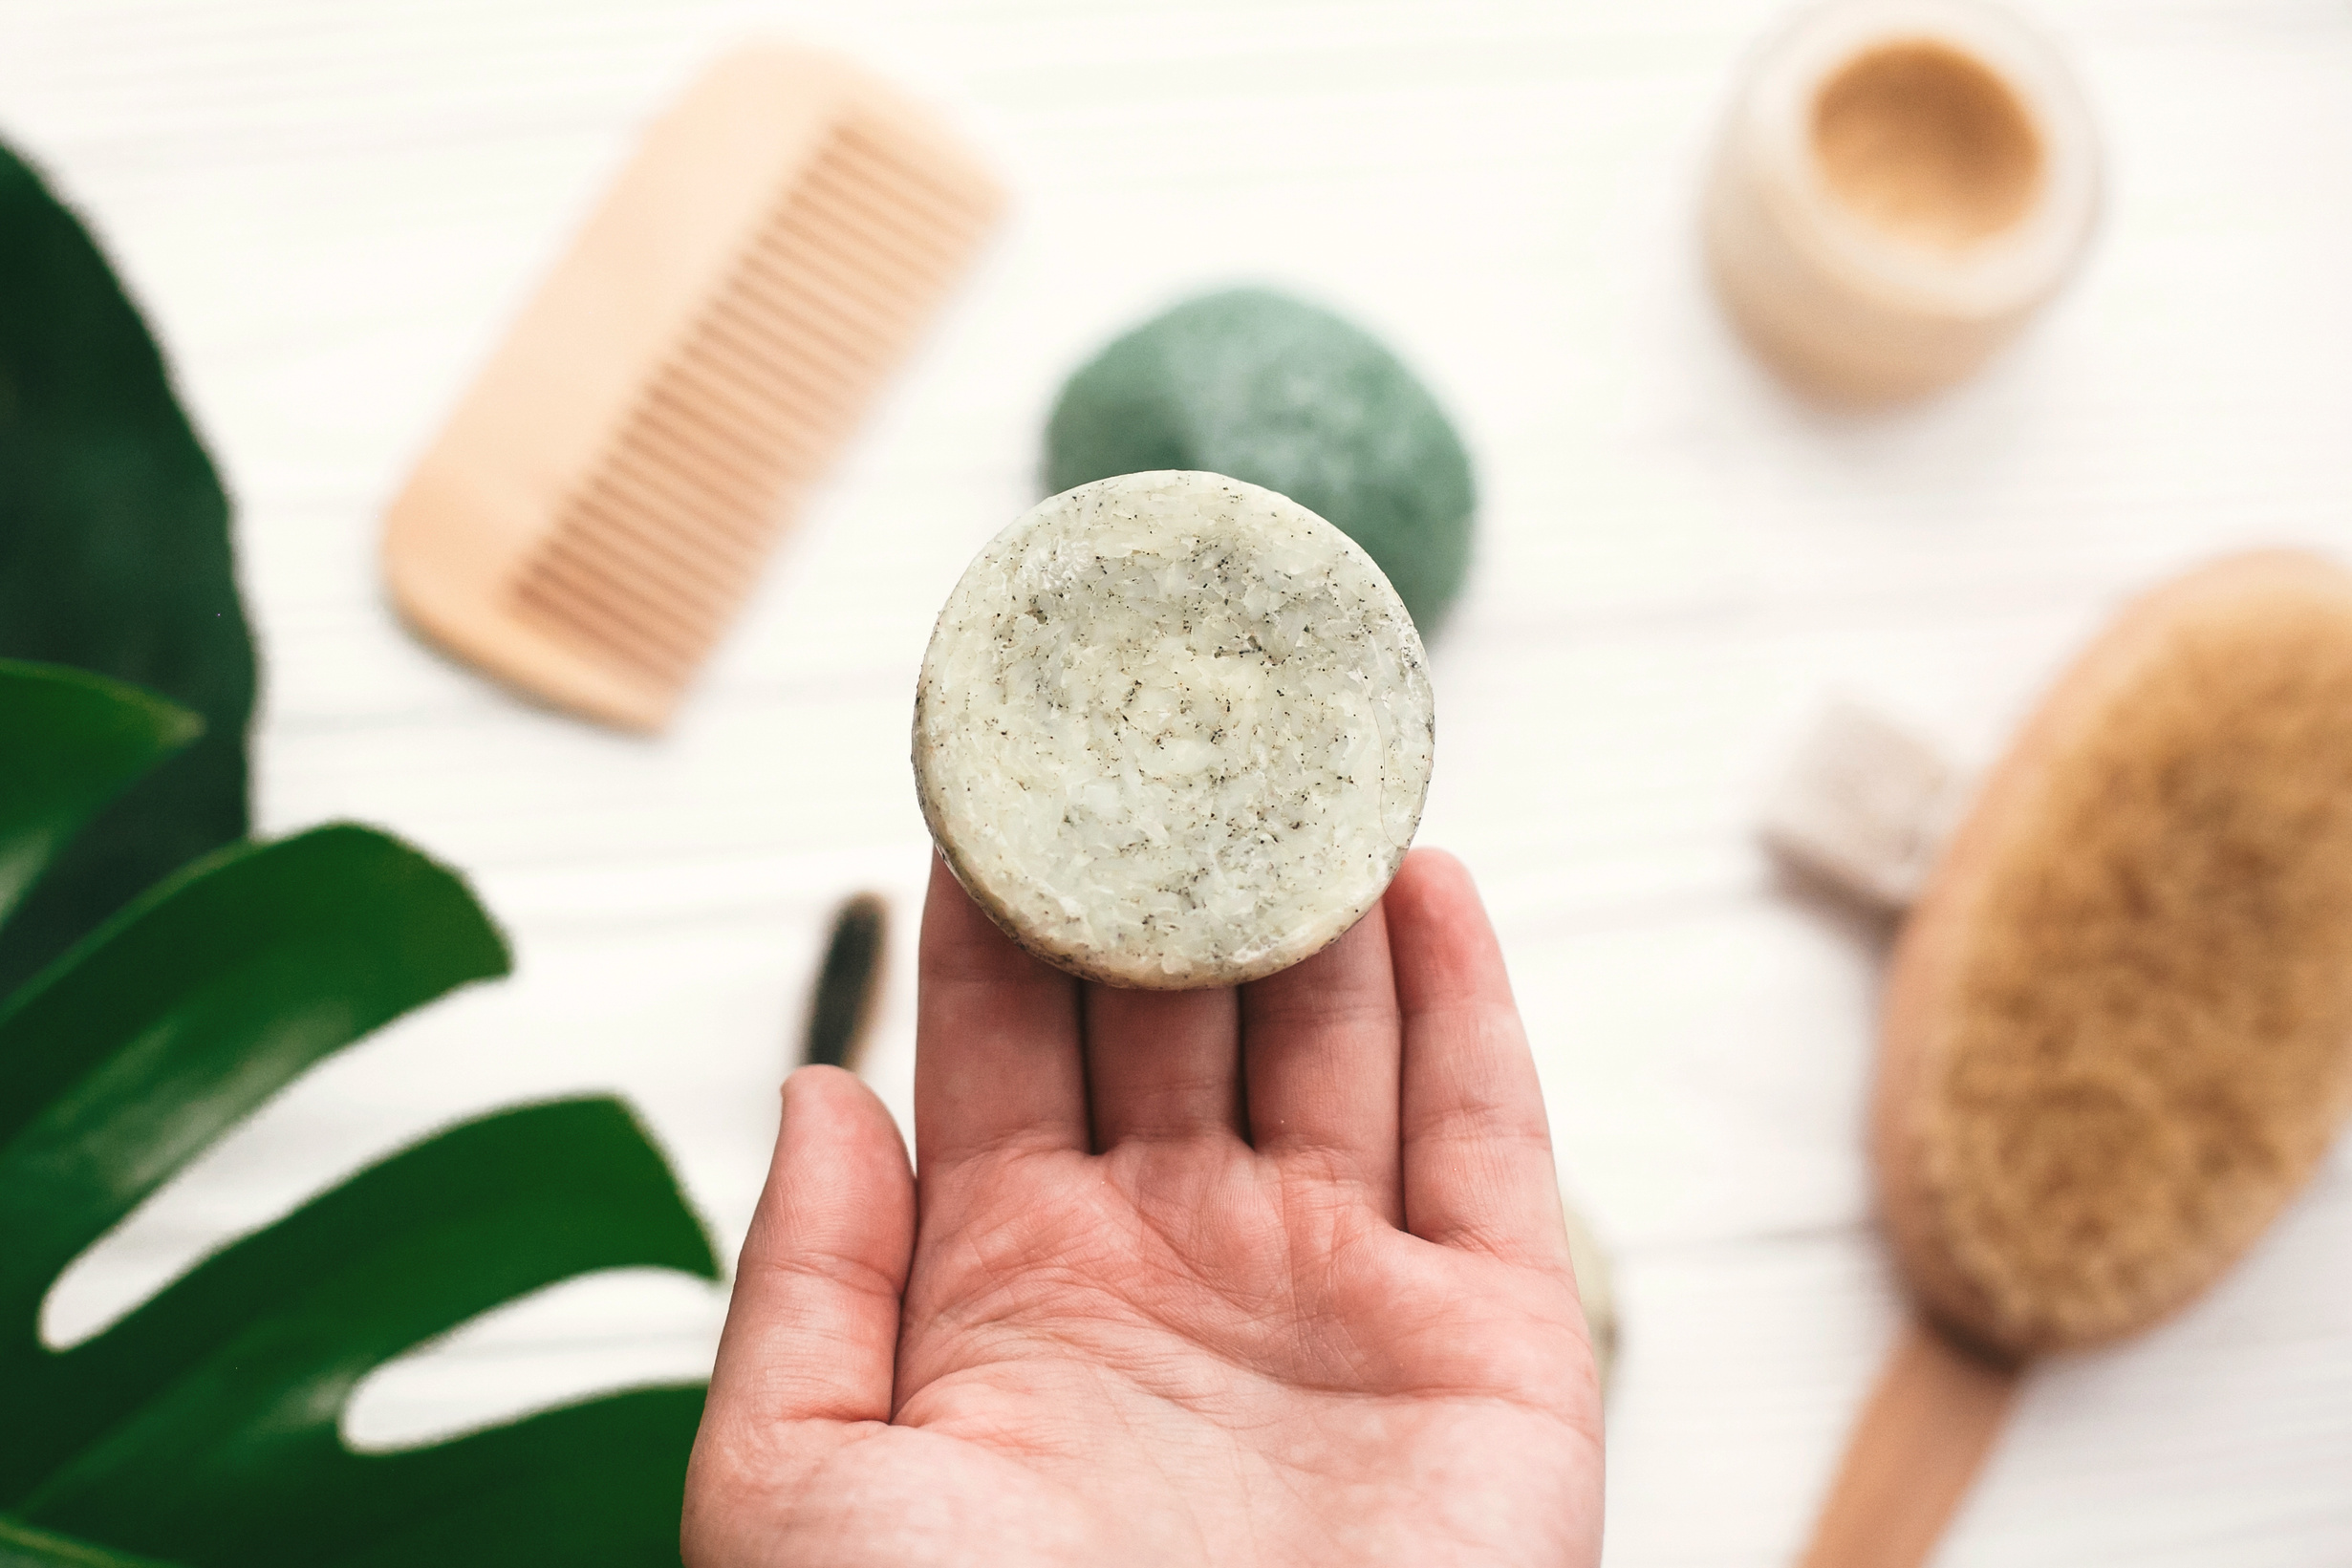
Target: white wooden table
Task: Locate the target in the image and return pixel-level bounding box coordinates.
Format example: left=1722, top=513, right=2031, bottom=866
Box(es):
left=7, top=1, right=2350, bottom=1560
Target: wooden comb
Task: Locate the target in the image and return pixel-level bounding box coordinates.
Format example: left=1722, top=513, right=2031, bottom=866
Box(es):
left=383, top=45, right=1003, bottom=730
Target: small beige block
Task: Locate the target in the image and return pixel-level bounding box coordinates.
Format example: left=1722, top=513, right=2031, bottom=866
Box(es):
left=1759, top=699, right=1965, bottom=910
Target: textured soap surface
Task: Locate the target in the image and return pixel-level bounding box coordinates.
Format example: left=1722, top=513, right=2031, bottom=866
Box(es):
left=1044, top=289, right=1476, bottom=636
left=914, top=471, right=1435, bottom=989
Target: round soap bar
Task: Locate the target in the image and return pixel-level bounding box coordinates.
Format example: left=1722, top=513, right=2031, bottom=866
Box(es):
left=1043, top=289, right=1476, bottom=636
left=914, top=471, right=1435, bottom=989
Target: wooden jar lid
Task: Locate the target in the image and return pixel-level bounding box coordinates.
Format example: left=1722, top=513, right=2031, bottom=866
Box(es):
left=1705, top=0, right=2100, bottom=401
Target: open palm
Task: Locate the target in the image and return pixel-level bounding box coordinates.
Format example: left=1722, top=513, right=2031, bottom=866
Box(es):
left=683, top=849, right=1603, bottom=1566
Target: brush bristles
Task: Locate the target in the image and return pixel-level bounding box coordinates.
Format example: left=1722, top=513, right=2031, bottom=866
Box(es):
left=1915, top=562, right=2352, bottom=1350
left=512, top=116, right=994, bottom=685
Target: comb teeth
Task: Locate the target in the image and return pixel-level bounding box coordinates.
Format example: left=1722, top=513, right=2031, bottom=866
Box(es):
left=382, top=46, right=1003, bottom=731
left=512, top=116, right=995, bottom=688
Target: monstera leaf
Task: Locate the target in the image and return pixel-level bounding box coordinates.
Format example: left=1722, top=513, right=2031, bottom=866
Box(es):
left=0, top=661, right=716, bottom=1565
left=0, top=139, right=257, bottom=994
left=0, top=1514, right=180, bottom=1568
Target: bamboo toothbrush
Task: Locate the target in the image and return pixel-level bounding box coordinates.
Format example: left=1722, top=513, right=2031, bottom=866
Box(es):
left=800, top=892, right=887, bottom=1074
left=384, top=44, right=1003, bottom=730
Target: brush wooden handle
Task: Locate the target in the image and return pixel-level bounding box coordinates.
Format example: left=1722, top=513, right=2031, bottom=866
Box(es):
left=1798, top=1318, right=2021, bottom=1568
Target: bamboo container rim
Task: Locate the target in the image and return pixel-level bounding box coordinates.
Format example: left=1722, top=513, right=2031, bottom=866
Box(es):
left=1725, top=0, right=2101, bottom=324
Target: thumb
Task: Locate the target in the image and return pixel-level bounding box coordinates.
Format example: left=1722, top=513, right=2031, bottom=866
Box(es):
left=686, top=1066, right=914, bottom=1536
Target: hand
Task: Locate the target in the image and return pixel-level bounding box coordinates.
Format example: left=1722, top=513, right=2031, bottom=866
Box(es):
left=683, top=848, right=1603, bottom=1567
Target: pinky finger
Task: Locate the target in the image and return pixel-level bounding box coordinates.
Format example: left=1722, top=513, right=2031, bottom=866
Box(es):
left=1388, top=850, right=1571, bottom=1271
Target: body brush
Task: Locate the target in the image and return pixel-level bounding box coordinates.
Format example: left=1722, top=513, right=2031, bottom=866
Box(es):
left=1802, top=551, right=2352, bottom=1567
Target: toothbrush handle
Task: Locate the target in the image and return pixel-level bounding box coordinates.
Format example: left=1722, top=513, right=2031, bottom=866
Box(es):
left=1798, top=1318, right=2022, bottom=1568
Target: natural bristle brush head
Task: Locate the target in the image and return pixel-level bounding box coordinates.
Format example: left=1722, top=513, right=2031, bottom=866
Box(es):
left=1878, top=552, right=2352, bottom=1360
left=383, top=44, right=1003, bottom=731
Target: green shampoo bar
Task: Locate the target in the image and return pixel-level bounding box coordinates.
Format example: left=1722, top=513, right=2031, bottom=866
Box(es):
left=1044, top=289, right=1477, bottom=637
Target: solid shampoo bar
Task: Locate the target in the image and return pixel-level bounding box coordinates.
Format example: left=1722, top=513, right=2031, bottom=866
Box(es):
left=914, top=471, right=1435, bottom=989
left=1044, top=289, right=1476, bottom=636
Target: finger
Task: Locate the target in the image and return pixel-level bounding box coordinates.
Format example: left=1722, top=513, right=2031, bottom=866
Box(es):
left=914, top=855, right=1088, bottom=1170
left=1389, top=849, right=1570, bottom=1269
left=1241, top=902, right=1404, bottom=1220
left=694, top=1065, right=912, bottom=1454
left=1085, top=984, right=1242, bottom=1148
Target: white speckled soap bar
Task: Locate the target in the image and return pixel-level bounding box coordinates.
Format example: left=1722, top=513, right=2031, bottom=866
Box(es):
left=914, top=470, right=1435, bottom=989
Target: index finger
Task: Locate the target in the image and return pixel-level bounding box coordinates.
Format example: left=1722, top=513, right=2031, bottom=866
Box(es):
left=913, top=855, right=1089, bottom=1171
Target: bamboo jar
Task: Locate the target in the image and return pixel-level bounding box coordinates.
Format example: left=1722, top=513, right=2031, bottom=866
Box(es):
left=1705, top=0, right=2100, bottom=402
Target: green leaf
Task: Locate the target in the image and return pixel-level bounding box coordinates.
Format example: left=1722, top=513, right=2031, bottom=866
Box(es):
left=0, top=825, right=513, bottom=1334
left=0, top=140, right=258, bottom=995
left=314, top=1388, right=706, bottom=1568
left=0, top=668, right=720, bottom=1565
left=0, top=1516, right=182, bottom=1568
left=0, top=662, right=201, bottom=928
left=0, top=111, right=735, bottom=1558
left=15, top=1100, right=717, bottom=1565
